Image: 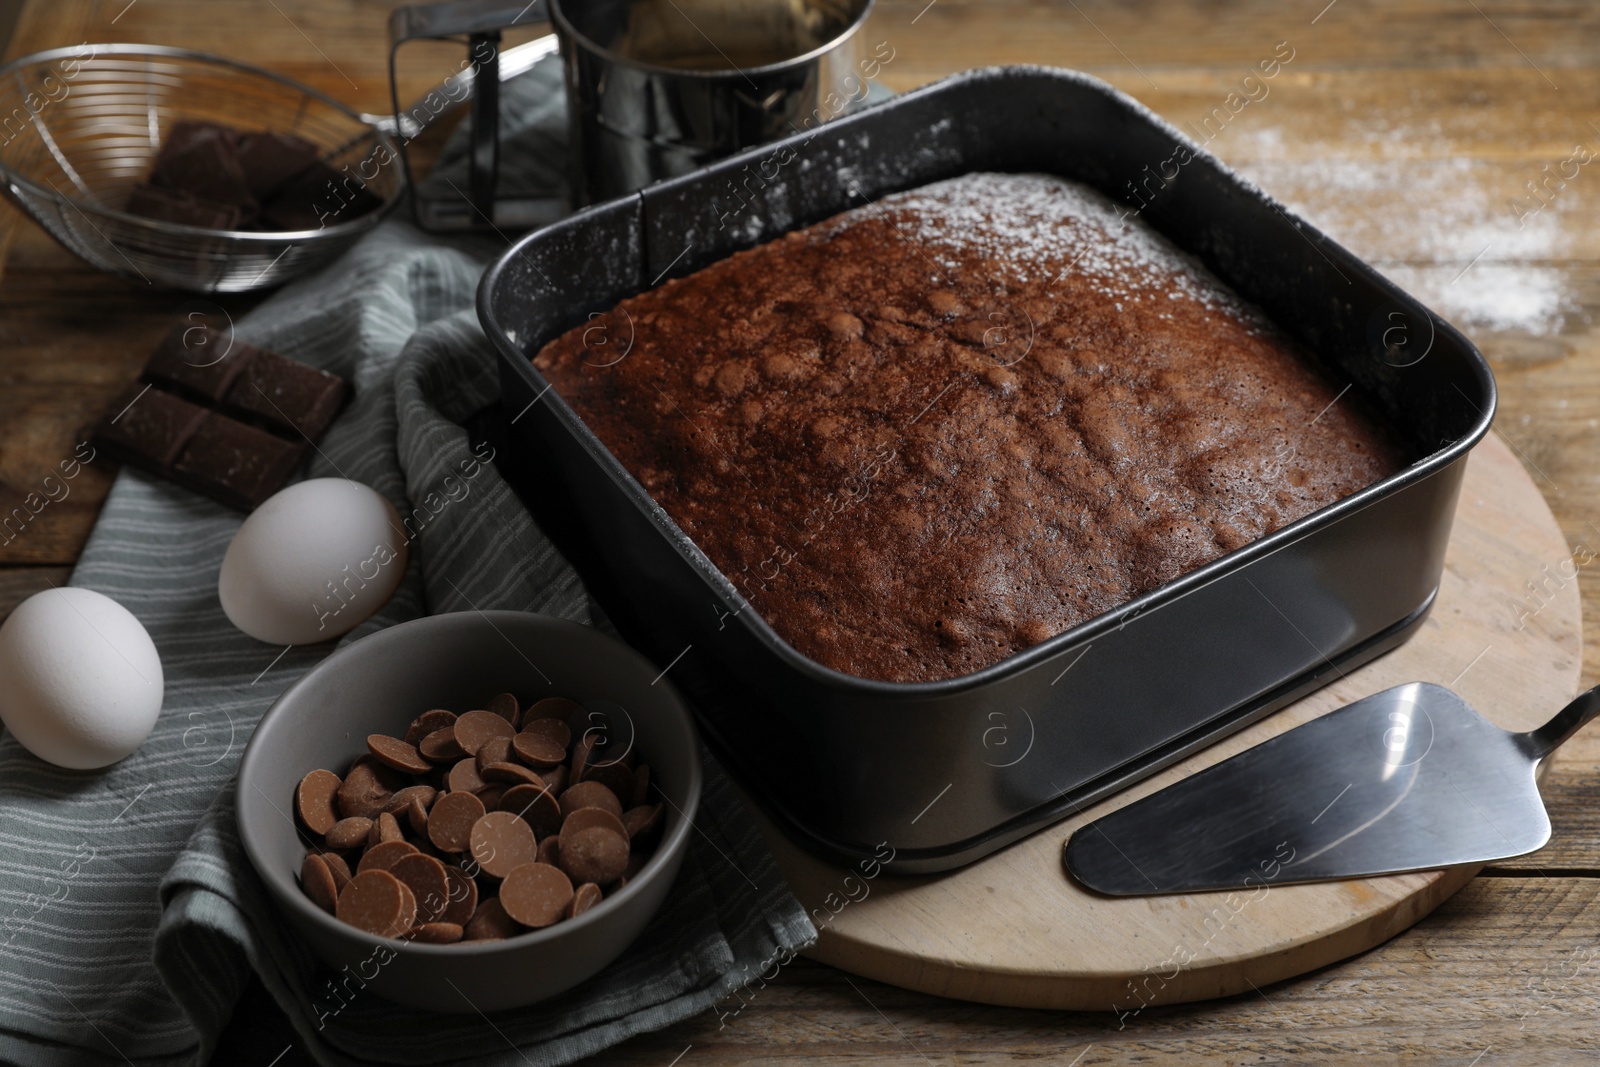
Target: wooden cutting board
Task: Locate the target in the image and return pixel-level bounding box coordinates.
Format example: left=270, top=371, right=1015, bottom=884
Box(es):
left=755, top=433, right=1583, bottom=1011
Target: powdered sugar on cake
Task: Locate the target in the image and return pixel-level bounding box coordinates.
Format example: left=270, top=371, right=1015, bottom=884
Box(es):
left=825, top=171, right=1262, bottom=325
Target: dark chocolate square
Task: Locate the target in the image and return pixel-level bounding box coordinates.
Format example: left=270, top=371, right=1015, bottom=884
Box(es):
left=124, top=183, right=242, bottom=230
left=144, top=324, right=262, bottom=403
left=173, top=413, right=309, bottom=510
left=223, top=349, right=349, bottom=441
left=236, top=131, right=321, bottom=200
left=155, top=120, right=236, bottom=161
left=149, top=122, right=257, bottom=216
left=92, top=383, right=209, bottom=468
left=258, top=160, right=382, bottom=231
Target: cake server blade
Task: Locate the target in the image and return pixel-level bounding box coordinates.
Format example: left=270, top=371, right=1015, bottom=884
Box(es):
left=1064, top=682, right=1600, bottom=896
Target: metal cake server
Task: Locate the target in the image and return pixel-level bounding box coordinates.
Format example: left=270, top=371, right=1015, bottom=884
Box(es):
left=1064, top=682, right=1600, bottom=896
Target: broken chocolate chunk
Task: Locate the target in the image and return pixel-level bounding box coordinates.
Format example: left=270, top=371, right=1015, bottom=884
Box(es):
left=149, top=122, right=256, bottom=217
left=258, top=159, right=382, bottom=231
left=89, top=321, right=349, bottom=511
left=236, top=131, right=321, bottom=200
left=124, top=183, right=242, bottom=230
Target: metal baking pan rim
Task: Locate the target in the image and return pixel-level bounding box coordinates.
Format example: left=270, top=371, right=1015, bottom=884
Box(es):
left=707, top=591, right=1436, bottom=873
left=478, top=64, right=1497, bottom=697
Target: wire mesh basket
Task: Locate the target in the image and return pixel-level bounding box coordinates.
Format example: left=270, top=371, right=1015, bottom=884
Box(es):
left=0, top=44, right=402, bottom=292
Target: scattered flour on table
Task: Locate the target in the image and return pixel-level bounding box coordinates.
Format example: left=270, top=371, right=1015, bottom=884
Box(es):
left=1228, top=123, right=1572, bottom=335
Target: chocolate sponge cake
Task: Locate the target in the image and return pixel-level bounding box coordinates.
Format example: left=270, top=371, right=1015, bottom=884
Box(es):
left=532, top=172, right=1403, bottom=683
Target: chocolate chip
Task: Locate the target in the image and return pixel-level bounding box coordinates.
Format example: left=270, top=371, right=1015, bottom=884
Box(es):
left=558, top=827, right=629, bottom=886
left=559, top=780, right=624, bottom=822
left=543, top=765, right=569, bottom=797
left=447, top=758, right=485, bottom=795
left=367, top=734, right=431, bottom=775
left=427, top=791, right=486, bottom=853
left=324, top=816, right=373, bottom=851
left=420, top=728, right=467, bottom=763
left=623, top=804, right=664, bottom=846
left=406, top=795, right=429, bottom=837
left=520, top=717, right=572, bottom=750
left=499, top=783, right=563, bottom=839
left=336, top=870, right=414, bottom=938
left=454, top=710, right=515, bottom=756
left=409, top=921, right=464, bottom=944
left=630, top=764, right=651, bottom=808
left=337, top=761, right=397, bottom=820
left=301, top=853, right=339, bottom=914
left=475, top=785, right=506, bottom=811
left=440, top=865, right=478, bottom=927
left=584, top=759, right=635, bottom=804
left=368, top=811, right=403, bottom=848
left=485, top=693, right=520, bottom=726
left=475, top=736, right=513, bottom=772
left=470, top=811, right=540, bottom=880
left=536, top=835, right=560, bottom=868
left=567, top=882, right=603, bottom=919
left=526, top=697, right=586, bottom=730
left=384, top=784, right=436, bottom=816
left=389, top=853, right=451, bottom=923
left=394, top=880, right=419, bottom=931
left=356, top=839, right=418, bottom=874
left=560, top=806, right=628, bottom=844
left=569, top=734, right=598, bottom=784
left=512, top=731, right=567, bottom=769
left=499, top=863, right=573, bottom=929
left=404, top=710, right=457, bottom=746
left=295, top=769, right=342, bottom=835
left=322, top=852, right=353, bottom=891
left=482, top=761, right=546, bottom=788
left=463, top=897, right=521, bottom=941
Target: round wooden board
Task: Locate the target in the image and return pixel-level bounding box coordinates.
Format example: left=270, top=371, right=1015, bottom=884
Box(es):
left=754, top=433, right=1583, bottom=1011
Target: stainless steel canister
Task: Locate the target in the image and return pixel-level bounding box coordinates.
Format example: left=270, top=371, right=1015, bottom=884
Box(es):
left=551, top=0, right=875, bottom=205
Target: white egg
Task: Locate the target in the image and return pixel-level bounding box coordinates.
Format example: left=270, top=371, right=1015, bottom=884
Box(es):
left=0, top=588, right=164, bottom=769
left=219, top=478, right=408, bottom=645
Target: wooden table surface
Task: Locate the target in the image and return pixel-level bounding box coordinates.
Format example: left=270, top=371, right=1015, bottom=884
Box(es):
left=6, top=1, right=1600, bottom=1064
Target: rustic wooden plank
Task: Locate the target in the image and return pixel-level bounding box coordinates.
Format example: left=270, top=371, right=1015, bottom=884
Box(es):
left=0, top=0, right=1597, bottom=1056
left=0, top=566, right=71, bottom=621
left=574, top=877, right=1600, bottom=1064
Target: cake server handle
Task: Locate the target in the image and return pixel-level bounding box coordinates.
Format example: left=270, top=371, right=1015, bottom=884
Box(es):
left=1518, top=684, right=1600, bottom=761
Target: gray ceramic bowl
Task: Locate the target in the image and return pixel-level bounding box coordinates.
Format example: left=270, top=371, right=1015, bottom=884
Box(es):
left=236, top=611, right=701, bottom=1012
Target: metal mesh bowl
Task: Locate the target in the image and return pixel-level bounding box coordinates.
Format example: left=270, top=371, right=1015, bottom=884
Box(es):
left=0, top=44, right=402, bottom=292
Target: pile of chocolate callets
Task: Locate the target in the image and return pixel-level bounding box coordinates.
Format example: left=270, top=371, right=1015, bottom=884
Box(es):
left=293, top=695, right=663, bottom=944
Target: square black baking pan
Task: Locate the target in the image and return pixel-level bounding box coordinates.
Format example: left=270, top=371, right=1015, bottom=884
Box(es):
left=478, top=65, right=1495, bottom=873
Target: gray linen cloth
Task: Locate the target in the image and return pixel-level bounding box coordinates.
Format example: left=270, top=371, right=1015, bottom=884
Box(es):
left=0, top=57, right=813, bottom=1067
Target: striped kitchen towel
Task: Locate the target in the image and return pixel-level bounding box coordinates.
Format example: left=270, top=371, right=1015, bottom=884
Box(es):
left=0, top=57, right=814, bottom=1067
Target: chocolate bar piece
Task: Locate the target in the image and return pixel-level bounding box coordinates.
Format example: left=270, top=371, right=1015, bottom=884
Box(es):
left=144, top=323, right=258, bottom=403
left=90, top=323, right=350, bottom=511
left=236, top=131, right=320, bottom=200
left=148, top=121, right=257, bottom=216
left=259, top=160, right=382, bottom=231
left=173, top=414, right=309, bottom=510
left=124, top=183, right=242, bottom=230
left=125, top=119, right=381, bottom=233
left=95, top=384, right=209, bottom=467
left=223, top=348, right=348, bottom=441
